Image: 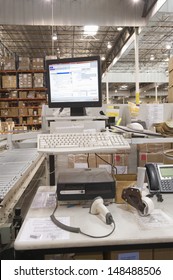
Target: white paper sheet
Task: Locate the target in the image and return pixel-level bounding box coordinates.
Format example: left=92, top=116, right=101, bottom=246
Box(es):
left=20, top=217, right=70, bottom=241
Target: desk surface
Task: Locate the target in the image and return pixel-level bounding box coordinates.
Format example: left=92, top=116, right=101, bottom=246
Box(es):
left=14, top=186, right=173, bottom=252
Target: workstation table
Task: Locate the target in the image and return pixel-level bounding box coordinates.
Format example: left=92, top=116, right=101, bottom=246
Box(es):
left=14, top=186, right=173, bottom=259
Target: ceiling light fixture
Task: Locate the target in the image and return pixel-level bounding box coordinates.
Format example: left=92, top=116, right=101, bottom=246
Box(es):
left=84, top=25, right=99, bottom=36
left=101, top=56, right=105, bottom=61
left=117, top=27, right=123, bottom=31
left=150, top=55, right=155, bottom=61
left=166, top=44, right=171, bottom=50
left=52, top=34, right=57, bottom=40
left=107, top=42, right=112, bottom=49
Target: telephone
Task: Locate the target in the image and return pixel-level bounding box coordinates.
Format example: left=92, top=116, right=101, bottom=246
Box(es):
left=145, top=163, right=173, bottom=193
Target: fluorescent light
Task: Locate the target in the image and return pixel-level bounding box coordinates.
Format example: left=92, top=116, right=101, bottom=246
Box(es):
left=117, top=27, right=123, bottom=31
left=84, top=25, right=99, bottom=36
left=107, top=42, right=112, bottom=49
left=150, top=55, right=155, bottom=61
left=166, top=44, right=171, bottom=50
left=52, top=34, right=57, bottom=40
left=101, top=56, right=105, bottom=61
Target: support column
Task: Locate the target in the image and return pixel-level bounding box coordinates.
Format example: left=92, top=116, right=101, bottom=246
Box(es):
left=134, top=27, right=140, bottom=105
left=155, top=83, right=158, bottom=103
left=106, top=77, right=109, bottom=104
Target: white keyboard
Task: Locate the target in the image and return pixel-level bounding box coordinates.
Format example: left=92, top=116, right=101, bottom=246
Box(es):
left=37, top=132, right=130, bottom=154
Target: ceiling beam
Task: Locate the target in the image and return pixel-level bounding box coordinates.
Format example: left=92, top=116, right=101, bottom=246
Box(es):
left=102, top=27, right=134, bottom=74
left=142, top=0, right=158, bottom=17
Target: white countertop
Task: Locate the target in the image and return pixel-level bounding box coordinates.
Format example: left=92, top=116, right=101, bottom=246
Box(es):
left=14, top=185, right=173, bottom=251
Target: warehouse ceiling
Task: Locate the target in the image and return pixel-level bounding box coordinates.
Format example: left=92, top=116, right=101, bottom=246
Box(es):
left=0, top=0, right=171, bottom=99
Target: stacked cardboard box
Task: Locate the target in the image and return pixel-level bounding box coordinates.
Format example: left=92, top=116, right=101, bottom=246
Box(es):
left=19, top=73, right=32, bottom=88
left=3, top=57, right=16, bottom=70
left=9, top=91, right=18, bottom=98
left=168, top=57, right=173, bottom=102
left=27, top=117, right=33, bottom=124
left=19, top=91, right=27, bottom=98
left=64, top=153, right=129, bottom=174
left=8, top=108, right=18, bottom=117
left=0, top=109, right=9, bottom=117
left=19, top=108, right=28, bottom=116
left=36, top=92, right=46, bottom=98
left=33, top=73, right=44, bottom=87
left=32, top=58, right=44, bottom=70
left=2, top=75, right=17, bottom=88
left=68, top=154, right=89, bottom=168
left=18, top=57, right=30, bottom=70
left=0, top=102, right=8, bottom=108
left=0, top=121, right=15, bottom=133
left=137, top=143, right=172, bottom=167
left=27, top=91, right=35, bottom=98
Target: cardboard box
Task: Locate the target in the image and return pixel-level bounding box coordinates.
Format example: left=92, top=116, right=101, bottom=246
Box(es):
left=9, top=91, right=18, bottom=98
left=19, top=91, right=27, bottom=98
left=18, top=56, right=30, bottom=70
left=88, top=154, right=97, bottom=168
left=36, top=92, right=46, bottom=98
left=163, top=154, right=173, bottom=164
left=33, top=73, right=44, bottom=88
left=0, top=102, right=8, bottom=108
left=168, top=86, right=173, bottom=103
left=19, top=108, right=28, bottom=116
left=138, top=152, right=163, bottom=167
left=169, top=56, right=173, bottom=72
left=57, top=155, right=69, bottom=173
left=8, top=108, right=18, bottom=116
left=68, top=154, right=88, bottom=168
left=19, top=73, right=32, bottom=88
left=2, top=75, right=17, bottom=88
left=27, top=91, right=35, bottom=98
left=27, top=117, right=33, bottom=124
left=18, top=101, right=25, bottom=107
left=38, top=108, right=42, bottom=115
left=114, top=174, right=137, bottom=204
left=28, top=108, right=34, bottom=115
left=3, top=57, right=16, bottom=70
left=137, top=143, right=172, bottom=153
left=73, top=252, right=103, bottom=260
left=153, top=248, right=173, bottom=260
left=96, top=153, right=112, bottom=173
left=0, top=121, right=14, bottom=132
left=114, top=153, right=129, bottom=174
left=2, top=108, right=8, bottom=117
left=32, top=58, right=44, bottom=70
left=169, top=69, right=173, bottom=87
left=105, top=249, right=153, bottom=260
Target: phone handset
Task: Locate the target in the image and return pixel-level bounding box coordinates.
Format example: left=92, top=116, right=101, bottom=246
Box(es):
left=145, top=163, right=161, bottom=192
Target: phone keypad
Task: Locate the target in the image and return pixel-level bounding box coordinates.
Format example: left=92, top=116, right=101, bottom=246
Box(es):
left=161, top=180, right=173, bottom=192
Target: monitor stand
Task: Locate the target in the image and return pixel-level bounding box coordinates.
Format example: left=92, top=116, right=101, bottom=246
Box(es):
left=70, top=107, right=86, bottom=116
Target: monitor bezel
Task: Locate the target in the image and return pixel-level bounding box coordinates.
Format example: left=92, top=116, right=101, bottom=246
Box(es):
left=46, top=55, right=102, bottom=110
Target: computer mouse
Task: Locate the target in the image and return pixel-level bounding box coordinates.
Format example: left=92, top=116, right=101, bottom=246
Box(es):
left=127, top=122, right=144, bottom=131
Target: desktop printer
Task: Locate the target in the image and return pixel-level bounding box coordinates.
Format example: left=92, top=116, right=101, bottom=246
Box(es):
left=57, top=168, right=115, bottom=203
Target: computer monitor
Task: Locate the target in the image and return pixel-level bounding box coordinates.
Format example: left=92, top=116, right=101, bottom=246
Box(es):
left=46, top=56, right=102, bottom=116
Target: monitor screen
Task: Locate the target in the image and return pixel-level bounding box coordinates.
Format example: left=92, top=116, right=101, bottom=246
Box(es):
left=46, top=56, right=102, bottom=116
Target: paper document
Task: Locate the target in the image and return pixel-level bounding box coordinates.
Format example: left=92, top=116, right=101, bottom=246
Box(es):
left=20, top=217, right=70, bottom=241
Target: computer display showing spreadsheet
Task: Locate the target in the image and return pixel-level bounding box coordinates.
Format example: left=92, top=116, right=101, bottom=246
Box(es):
left=46, top=56, right=102, bottom=116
